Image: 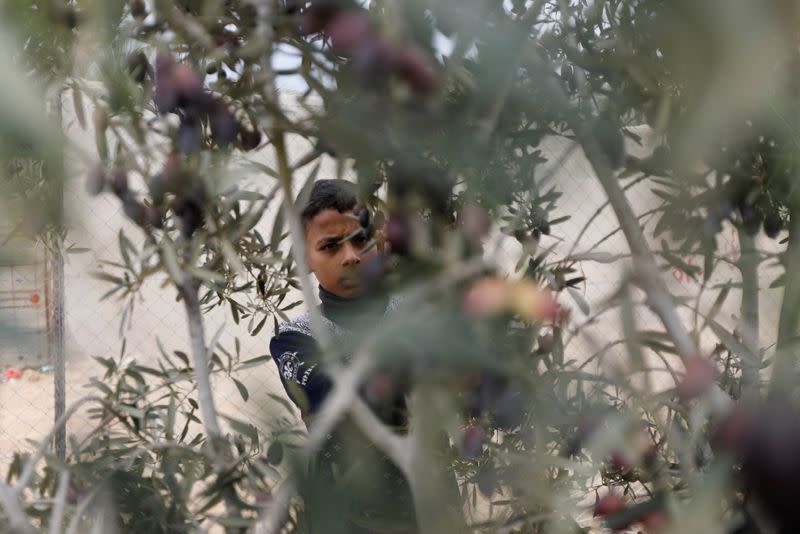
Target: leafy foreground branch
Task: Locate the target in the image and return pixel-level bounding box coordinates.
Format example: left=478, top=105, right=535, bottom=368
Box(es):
left=7, top=0, right=800, bottom=533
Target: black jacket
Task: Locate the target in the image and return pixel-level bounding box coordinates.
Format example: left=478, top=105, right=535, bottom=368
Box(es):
left=269, top=286, right=400, bottom=417
left=269, top=287, right=416, bottom=533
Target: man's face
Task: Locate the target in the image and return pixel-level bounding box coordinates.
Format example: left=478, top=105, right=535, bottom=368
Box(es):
left=305, top=208, right=377, bottom=298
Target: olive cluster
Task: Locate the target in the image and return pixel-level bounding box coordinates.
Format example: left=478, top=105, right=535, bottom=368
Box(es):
left=713, top=398, right=800, bottom=532
left=86, top=154, right=208, bottom=239
left=154, top=53, right=239, bottom=153
left=383, top=158, right=457, bottom=257
left=85, top=165, right=162, bottom=230
left=463, top=374, right=527, bottom=432
left=300, top=0, right=439, bottom=94
left=695, top=138, right=790, bottom=241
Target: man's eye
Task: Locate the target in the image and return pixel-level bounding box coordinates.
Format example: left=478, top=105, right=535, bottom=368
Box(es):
left=322, top=242, right=339, bottom=251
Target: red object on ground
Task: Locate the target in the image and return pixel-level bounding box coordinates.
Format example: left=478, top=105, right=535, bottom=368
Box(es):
left=5, top=369, right=22, bottom=380
left=30, top=293, right=40, bottom=304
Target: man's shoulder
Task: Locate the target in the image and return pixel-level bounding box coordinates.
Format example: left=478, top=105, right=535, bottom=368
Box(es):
left=275, top=311, right=314, bottom=338
left=272, top=294, right=401, bottom=343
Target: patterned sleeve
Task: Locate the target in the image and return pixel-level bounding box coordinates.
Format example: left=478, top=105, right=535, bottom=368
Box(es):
left=269, top=329, right=332, bottom=416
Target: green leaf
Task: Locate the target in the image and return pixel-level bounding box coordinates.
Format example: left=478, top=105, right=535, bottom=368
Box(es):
left=239, top=355, right=271, bottom=369
left=72, top=85, right=87, bottom=129
left=700, top=283, right=730, bottom=333
left=270, top=204, right=286, bottom=252
left=266, top=441, right=284, bottom=465
left=233, top=378, right=249, bottom=402
left=222, top=415, right=259, bottom=444
left=173, top=351, right=190, bottom=367
left=207, top=323, right=225, bottom=361
left=566, top=287, right=590, bottom=315
left=250, top=315, right=268, bottom=336
left=228, top=298, right=240, bottom=324
left=160, top=238, right=183, bottom=283
left=91, top=271, right=124, bottom=285
left=118, top=229, right=135, bottom=270
left=709, top=320, right=755, bottom=364
left=268, top=393, right=297, bottom=414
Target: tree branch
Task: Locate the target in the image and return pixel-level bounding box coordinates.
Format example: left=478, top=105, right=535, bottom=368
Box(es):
left=772, top=211, right=800, bottom=391
left=405, top=385, right=467, bottom=534
left=15, top=395, right=105, bottom=493
left=48, top=471, right=70, bottom=534
left=0, top=485, right=35, bottom=534
left=737, top=230, right=760, bottom=396
left=348, top=398, right=409, bottom=470
left=180, top=277, right=222, bottom=441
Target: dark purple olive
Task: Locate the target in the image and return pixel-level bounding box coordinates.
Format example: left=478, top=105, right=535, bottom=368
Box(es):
left=354, top=206, right=370, bottom=228
left=122, top=195, right=146, bottom=226
left=153, top=80, right=177, bottom=114
left=111, top=168, right=129, bottom=197
left=351, top=39, right=395, bottom=88
left=155, top=52, right=174, bottom=78
left=63, top=6, right=79, bottom=29
left=300, top=0, right=344, bottom=34
left=176, top=118, right=201, bottom=154
left=86, top=165, right=107, bottom=196
left=127, top=50, right=151, bottom=83
left=154, top=53, right=178, bottom=113
left=163, top=153, right=182, bottom=183
left=239, top=128, right=262, bottom=151
left=764, top=211, right=783, bottom=238
left=476, top=464, right=498, bottom=497
left=739, top=400, right=800, bottom=531
left=172, top=64, right=205, bottom=107
left=592, top=115, right=626, bottom=170
left=461, top=203, right=491, bottom=244
left=170, top=195, right=187, bottom=216
left=148, top=173, right=167, bottom=205
left=393, top=45, right=439, bottom=94
left=144, top=204, right=163, bottom=229
left=384, top=215, right=410, bottom=256
left=210, top=104, right=238, bottom=147
left=491, top=385, right=525, bottom=430
left=461, top=424, right=486, bottom=458
left=130, top=0, right=147, bottom=20
left=324, top=9, right=374, bottom=53
left=266, top=441, right=284, bottom=465
left=179, top=201, right=204, bottom=238
left=561, top=61, right=576, bottom=93
left=741, top=204, right=763, bottom=236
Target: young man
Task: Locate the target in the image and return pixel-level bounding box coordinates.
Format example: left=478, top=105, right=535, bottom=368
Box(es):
left=269, top=179, right=415, bottom=533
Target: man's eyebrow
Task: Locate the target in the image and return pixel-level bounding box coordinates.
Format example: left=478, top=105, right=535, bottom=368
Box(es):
left=316, top=236, right=342, bottom=247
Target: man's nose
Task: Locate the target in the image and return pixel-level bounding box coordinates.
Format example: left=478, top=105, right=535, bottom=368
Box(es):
left=342, top=242, right=361, bottom=265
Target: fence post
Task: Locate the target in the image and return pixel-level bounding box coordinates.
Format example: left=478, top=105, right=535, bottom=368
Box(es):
left=50, top=90, right=66, bottom=461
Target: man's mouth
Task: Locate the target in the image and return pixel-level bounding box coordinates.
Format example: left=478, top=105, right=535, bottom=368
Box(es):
left=340, top=271, right=361, bottom=289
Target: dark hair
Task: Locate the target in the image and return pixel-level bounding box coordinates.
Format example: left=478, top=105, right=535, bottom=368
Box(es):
left=300, top=179, right=357, bottom=224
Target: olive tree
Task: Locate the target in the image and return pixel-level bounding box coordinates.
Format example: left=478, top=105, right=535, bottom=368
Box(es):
left=2, top=1, right=800, bottom=533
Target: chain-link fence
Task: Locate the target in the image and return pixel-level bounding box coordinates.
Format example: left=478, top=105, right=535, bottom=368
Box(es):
left=0, top=107, right=786, bottom=477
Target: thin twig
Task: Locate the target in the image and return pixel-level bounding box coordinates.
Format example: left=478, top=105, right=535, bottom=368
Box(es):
left=772, top=212, right=800, bottom=391
left=49, top=471, right=70, bottom=534
left=0, top=485, right=35, bottom=534
left=15, top=395, right=105, bottom=493
left=180, top=277, right=222, bottom=441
